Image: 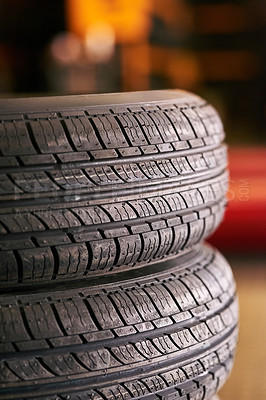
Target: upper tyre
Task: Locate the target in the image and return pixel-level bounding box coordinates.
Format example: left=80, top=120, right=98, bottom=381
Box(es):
left=0, top=90, right=228, bottom=286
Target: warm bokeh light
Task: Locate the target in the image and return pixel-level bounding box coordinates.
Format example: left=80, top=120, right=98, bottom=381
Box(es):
left=85, top=22, right=115, bottom=63
left=50, top=32, right=82, bottom=65
left=0, top=0, right=264, bottom=142
left=66, top=0, right=152, bottom=43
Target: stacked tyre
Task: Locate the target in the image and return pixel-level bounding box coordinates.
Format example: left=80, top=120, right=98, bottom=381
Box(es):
left=0, top=90, right=238, bottom=400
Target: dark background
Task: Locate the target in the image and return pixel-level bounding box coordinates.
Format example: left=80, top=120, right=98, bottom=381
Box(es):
left=0, top=0, right=265, bottom=144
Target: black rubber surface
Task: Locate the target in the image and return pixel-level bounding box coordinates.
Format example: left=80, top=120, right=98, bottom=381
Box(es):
left=0, top=243, right=238, bottom=400
left=0, top=90, right=228, bottom=284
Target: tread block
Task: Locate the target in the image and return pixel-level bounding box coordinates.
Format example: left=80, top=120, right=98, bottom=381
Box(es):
left=91, top=116, right=127, bottom=148
left=57, top=151, right=90, bottom=163
left=34, top=234, right=71, bottom=247
left=0, top=120, right=36, bottom=156
left=10, top=171, right=59, bottom=193
left=194, top=104, right=224, bottom=137
left=35, top=209, right=81, bottom=229
left=185, top=219, right=205, bottom=247
left=150, top=110, right=179, bottom=143
left=101, top=203, right=137, bottom=221
left=111, top=343, right=146, bottom=363
left=170, top=225, right=189, bottom=252
left=163, top=280, right=197, bottom=311
left=85, top=165, right=124, bottom=185
left=0, top=156, right=19, bottom=167
left=160, top=368, right=187, bottom=386
left=170, top=328, right=198, bottom=348
left=74, top=206, right=110, bottom=225
left=187, top=153, right=208, bottom=171
left=7, top=358, right=53, bottom=380
left=49, top=336, right=82, bottom=347
left=164, top=109, right=195, bottom=140
left=77, top=349, right=121, bottom=371
left=0, top=236, right=34, bottom=251
left=0, top=306, right=30, bottom=342
left=0, top=213, right=45, bottom=233
left=127, top=199, right=156, bottom=218
left=116, top=113, right=148, bottom=146
left=55, top=243, right=88, bottom=277
left=126, top=288, right=160, bottom=321
left=202, top=214, right=216, bottom=238
left=116, top=234, right=142, bottom=266
left=18, top=247, right=54, bottom=280
left=144, top=284, right=180, bottom=317
left=190, top=322, right=212, bottom=342
left=49, top=169, right=93, bottom=190
left=115, top=163, right=146, bottom=182
left=54, top=299, right=97, bottom=334
left=28, top=120, right=70, bottom=153
left=83, top=329, right=114, bottom=342
left=41, top=354, right=87, bottom=375
left=110, top=292, right=143, bottom=325
left=90, top=148, right=119, bottom=159
left=181, top=108, right=206, bottom=138
left=164, top=193, right=186, bottom=211
left=138, top=231, right=160, bottom=262
left=99, top=386, right=132, bottom=400
left=156, top=228, right=174, bottom=258
left=16, top=339, right=50, bottom=351
left=89, top=239, right=116, bottom=270
left=87, top=296, right=123, bottom=329
left=0, top=251, right=18, bottom=282
left=123, top=380, right=150, bottom=397
left=0, top=174, right=23, bottom=195
left=181, top=273, right=212, bottom=305
left=180, top=189, right=204, bottom=208
left=149, top=197, right=171, bottom=214
left=134, top=113, right=163, bottom=145
left=64, top=117, right=101, bottom=151
left=24, top=302, right=63, bottom=339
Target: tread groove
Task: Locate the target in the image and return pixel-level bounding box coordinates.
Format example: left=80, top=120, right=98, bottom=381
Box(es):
left=36, top=357, right=56, bottom=376
left=12, top=250, right=23, bottom=284
left=24, top=120, right=42, bottom=154
left=79, top=295, right=103, bottom=331
left=51, top=247, right=60, bottom=280
left=48, top=301, right=68, bottom=336
left=59, top=119, right=77, bottom=153
left=17, top=304, right=35, bottom=340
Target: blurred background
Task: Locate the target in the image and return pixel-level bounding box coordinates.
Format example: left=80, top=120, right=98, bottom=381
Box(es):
left=0, top=0, right=265, bottom=146
left=0, top=1, right=265, bottom=399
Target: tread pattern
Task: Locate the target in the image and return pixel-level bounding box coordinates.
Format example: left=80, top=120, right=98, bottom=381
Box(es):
left=0, top=172, right=227, bottom=285
left=0, top=102, right=223, bottom=168
left=0, top=145, right=226, bottom=198
left=0, top=91, right=228, bottom=281
left=0, top=92, right=235, bottom=400
left=0, top=244, right=238, bottom=400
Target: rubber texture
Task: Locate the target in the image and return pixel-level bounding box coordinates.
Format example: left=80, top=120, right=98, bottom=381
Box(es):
left=0, top=243, right=238, bottom=400
left=0, top=90, right=228, bottom=284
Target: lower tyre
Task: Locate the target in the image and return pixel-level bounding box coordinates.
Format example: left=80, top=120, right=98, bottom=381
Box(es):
left=0, top=243, right=238, bottom=400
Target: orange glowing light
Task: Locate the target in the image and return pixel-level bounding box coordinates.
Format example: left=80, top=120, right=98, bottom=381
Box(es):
left=66, top=0, right=152, bottom=43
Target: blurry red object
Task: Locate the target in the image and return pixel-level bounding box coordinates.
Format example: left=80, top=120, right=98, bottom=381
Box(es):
left=209, top=148, right=266, bottom=252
